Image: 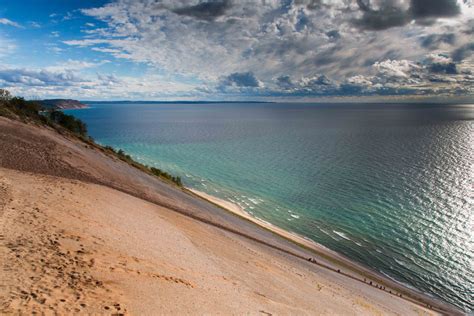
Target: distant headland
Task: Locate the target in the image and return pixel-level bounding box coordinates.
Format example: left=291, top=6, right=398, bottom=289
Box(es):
left=39, top=99, right=88, bottom=110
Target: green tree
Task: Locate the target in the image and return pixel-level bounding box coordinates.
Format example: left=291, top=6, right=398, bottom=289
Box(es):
left=0, top=89, right=12, bottom=102
left=50, top=110, right=88, bottom=136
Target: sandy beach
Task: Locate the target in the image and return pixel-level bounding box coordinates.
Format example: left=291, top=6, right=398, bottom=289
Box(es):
left=188, top=188, right=352, bottom=259
left=0, top=116, right=462, bottom=315
left=187, top=189, right=462, bottom=314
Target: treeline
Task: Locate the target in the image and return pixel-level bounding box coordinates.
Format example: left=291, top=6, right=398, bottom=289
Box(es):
left=104, top=145, right=183, bottom=186
left=0, top=89, right=87, bottom=137
left=0, top=88, right=183, bottom=187
left=149, top=166, right=182, bottom=187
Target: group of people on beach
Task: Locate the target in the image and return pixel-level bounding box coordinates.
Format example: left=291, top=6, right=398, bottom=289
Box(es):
left=364, top=278, right=387, bottom=291
left=307, top=257, right=398, bottom=295
left=306, top=257, right=438, bottom=312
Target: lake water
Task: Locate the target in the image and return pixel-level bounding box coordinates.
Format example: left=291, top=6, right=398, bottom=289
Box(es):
left=66, top=102, right=473, bottom=312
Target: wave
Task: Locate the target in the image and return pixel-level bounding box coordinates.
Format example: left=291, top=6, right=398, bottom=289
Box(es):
left=248, top=198, right=260, bottom=205
left=333, top=230, right=351, bottom=241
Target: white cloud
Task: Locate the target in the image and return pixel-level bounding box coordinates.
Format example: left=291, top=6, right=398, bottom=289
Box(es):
left=0, top=36, right=16, bottom=58
left=29, top=21, right=41, bottom=28
left=373, top=59, right=421, bottom=79
left=45, top=59, right=110, bottom=72
left=0, top=65, right=203, bottom=100
left=48, top=46, right=64, bottom=54
left=0, top=18, right=22, bottom=28
left=0, top=68, right=84, bottom=86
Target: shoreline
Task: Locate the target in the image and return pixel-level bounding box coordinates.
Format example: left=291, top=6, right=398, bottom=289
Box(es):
left=187, top=188, right=345, bottom=259
left=187, top=187, right=463, bottom=315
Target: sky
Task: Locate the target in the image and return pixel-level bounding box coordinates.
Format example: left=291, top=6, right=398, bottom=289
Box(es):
left=0, top=0, right=473, bottom=101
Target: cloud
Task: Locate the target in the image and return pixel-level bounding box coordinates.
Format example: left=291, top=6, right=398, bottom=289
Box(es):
left=420, top=33, right=456, bottom=49
left=347, top=74, right=374, bottom=85
left=4, top=0, right=472, bottom=99
left=452, top=43, right=474, bottom=61
left=0, top=36, right=16, bottom=57
left=172, top=0, right=231, bottom=21
left=326, top=30, right=341, bottom=40
left=410, top=0, right=460, bottom=19
left=276, top=75, right=294, bottom=89
left=97, top=73, right=122, bottom=85
left=353, top=0, right=462, bottom=30
left=0, top=68, right=84, bottom=86
left=269, top=54, right=472, bottom=97
left=424, top=54, right=458, bottom=74
left=428, top=62, right=457, bottom=74
left=0, top=18, right=22, bottom=28
left=373, top=59, right=420, bottom=79
left=28, top=21, right=41, bottom=28
left=271, top=74, right=337, bottom=95
left=0, top=65, right=203, bottom=100
left=301, top=75, right=333, bottom=87
left=47, top=46, right=65, bottom=54
left=354, top=0, right=410, bottom=30
left=45, top=59, right=110, bottom=72
left=74, top=0, right=469, bottom=82
left=221, top=72, right=261, bottom=88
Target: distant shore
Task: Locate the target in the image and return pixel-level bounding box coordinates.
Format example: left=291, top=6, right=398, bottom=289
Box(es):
left=39, top=99, right=88, bottom=110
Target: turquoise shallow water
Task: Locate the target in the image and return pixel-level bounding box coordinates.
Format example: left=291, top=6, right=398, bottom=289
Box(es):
left=66, top=102, right=473, bottom=312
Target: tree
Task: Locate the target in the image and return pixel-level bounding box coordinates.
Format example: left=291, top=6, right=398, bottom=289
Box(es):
left=49, top=110, right=88, bottom=136
left=0, top=89, right=12, bottom=102
left=0, top=89, right=12, bottom=104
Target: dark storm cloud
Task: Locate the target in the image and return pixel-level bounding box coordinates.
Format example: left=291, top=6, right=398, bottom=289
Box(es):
left=420, top=33, right=456, bottom=49
left=354, top=0, right=462, bottom=30
left=429, top=62, right=458, bottom=74
left=172, top=0, right=231, bottom=21
left=355, top=0, right=409, bottom=30
left=452, top=43, right=474, bottom=62
left=410, top=0, right=460, bottom=18
left=222, top=72, right=260, bottom=87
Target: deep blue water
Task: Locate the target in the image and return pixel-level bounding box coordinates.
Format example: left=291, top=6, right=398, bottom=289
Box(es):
left=66, top=102, right=473, bottom=312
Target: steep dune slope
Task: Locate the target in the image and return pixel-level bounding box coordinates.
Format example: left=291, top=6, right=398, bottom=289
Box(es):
left=0, top=117, right=452, bottom=314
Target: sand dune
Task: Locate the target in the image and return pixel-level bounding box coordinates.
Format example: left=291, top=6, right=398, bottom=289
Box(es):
left=0, top=116, right=457, bottom=314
